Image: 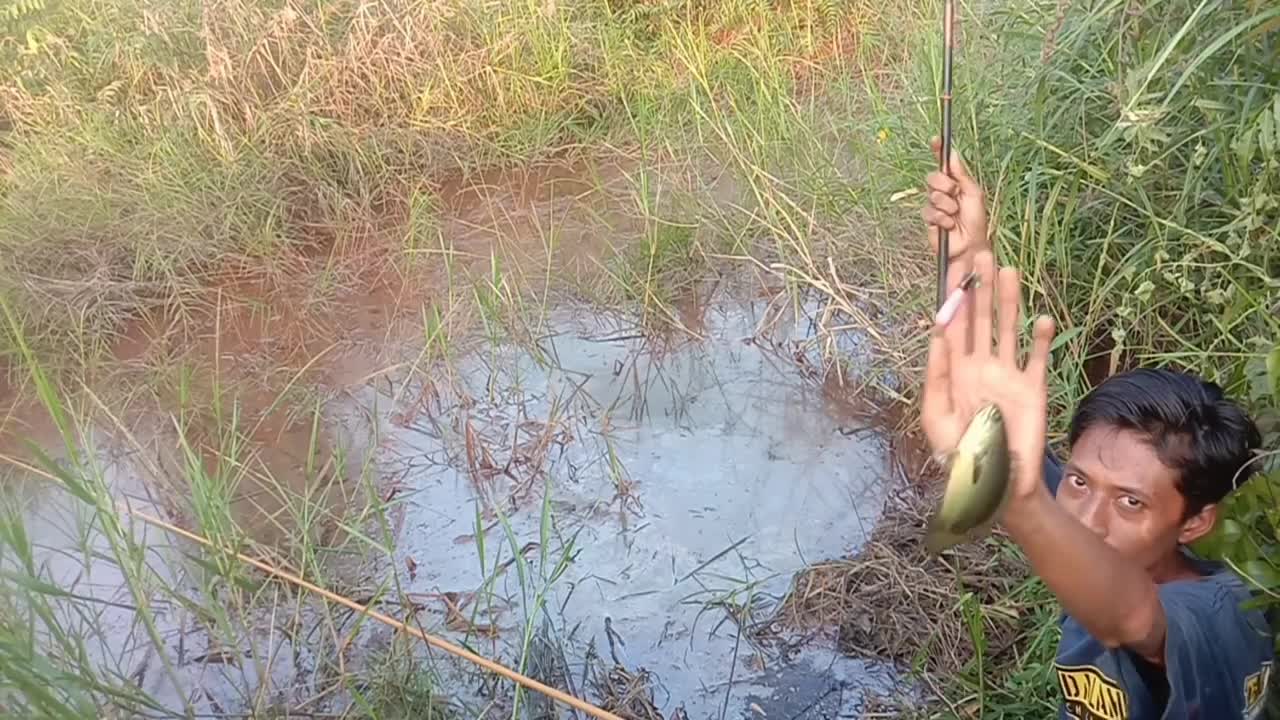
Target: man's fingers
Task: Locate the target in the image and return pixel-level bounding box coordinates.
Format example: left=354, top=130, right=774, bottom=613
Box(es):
left=923, top=322, right=953, bottom=420
left=997, top=266, right=1020, bottom=367
left=971, top=250, right=996, bottom=356
left=926, top=171, right=957, bottom=196
left=928, top=189, right=960, bottom=216
left=932, top=136, right=979, bottom=192
left=1025, top=315, right=1056, bottom=387
left=922, top=206, right=957, bottom=232
left=946, top=145, right=969, bottom=180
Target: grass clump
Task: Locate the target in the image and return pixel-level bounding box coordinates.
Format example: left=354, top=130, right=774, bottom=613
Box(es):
left=773, top=485, right=1060, bottom=714
left=0, top=0, right=917, bottom=382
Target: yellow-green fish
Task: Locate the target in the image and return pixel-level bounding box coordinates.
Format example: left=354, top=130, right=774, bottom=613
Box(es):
left=924, top=404, right=1012, bottom=554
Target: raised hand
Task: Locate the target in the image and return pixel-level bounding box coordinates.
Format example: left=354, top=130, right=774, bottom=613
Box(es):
left=921, top=251, right=1057, bottom=501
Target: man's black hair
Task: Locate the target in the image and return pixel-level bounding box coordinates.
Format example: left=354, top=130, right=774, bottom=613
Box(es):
left=1067, top=368, right=1263, bottom=516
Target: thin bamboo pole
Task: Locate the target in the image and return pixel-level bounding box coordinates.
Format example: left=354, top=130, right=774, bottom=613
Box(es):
left=122, top=502, right=627, bottom=720
left=936, top=0, right=957, bottom=310
left=1, top=452, right=625, bottom=720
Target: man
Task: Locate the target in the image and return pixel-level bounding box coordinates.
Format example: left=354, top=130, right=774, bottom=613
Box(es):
left=918, top=138, right=1275, bottom=719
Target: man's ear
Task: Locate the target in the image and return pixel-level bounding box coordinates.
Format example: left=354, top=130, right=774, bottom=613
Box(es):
left=1178, top=502, right=1218, bottom=545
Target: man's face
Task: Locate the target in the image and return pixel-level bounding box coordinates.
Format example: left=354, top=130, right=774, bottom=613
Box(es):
left=1056, top=424, right=1211, bottom=575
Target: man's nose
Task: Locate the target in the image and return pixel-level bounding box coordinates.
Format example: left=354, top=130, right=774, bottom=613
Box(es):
left=1080, top=497, right=1109, bottom=537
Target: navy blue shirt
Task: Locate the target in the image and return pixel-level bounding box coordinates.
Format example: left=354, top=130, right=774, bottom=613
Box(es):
left=1041, top=449, right=1276, bottom=719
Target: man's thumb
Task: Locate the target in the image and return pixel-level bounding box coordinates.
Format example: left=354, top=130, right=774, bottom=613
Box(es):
left=948, top=146, right=978, bottom=190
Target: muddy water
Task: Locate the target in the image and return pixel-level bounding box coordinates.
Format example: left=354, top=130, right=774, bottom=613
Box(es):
left=1, top=433, right=317, bottom=717
left=1, top=289, right=909, bottom=718
left=334, top=289, right=906, bottom=718
left=1, top=154, right=913, bottom=717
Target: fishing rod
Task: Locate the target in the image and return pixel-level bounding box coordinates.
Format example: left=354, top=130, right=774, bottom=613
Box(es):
left=936, top=0, right=956, bottom=310
left=922, top=0, right=1016, bottom=555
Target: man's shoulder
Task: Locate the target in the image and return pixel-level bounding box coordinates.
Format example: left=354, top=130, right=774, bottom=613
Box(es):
left=1160, top=559, right=1273, bottom=636
left=1158, top=560, right=1275, bottom=661
left=1159, top=562, right=1276, bottom=718
left=1053, top=563, right=1275, bottom=719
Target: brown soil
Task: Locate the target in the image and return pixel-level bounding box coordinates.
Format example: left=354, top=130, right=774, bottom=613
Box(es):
left=428, top=152, right=648, bottom=290
left=0, top=372, right=51, bottom=456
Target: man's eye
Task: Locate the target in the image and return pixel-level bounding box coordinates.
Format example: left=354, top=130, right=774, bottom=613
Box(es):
left=1068, top=474, right=1086, bottom=488
left=1121, top=496, right=1144, bottom=510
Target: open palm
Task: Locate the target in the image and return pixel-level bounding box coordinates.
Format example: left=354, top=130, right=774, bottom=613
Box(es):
left=921, top=252, right=1058, bottom=499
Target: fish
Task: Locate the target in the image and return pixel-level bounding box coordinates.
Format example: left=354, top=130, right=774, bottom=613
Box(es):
left=924, top=403, right=1012, bottom=553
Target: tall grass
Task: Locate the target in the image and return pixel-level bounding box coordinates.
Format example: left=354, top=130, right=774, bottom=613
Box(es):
left=0, top=293, right=407, bottom=717
left=859, top=0, right=1280, bottom=713
left=0, top=0, right=918, bottom=382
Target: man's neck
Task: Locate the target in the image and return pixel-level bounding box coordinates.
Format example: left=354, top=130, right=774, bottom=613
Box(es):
left=1149, top=547, right=1207, bottom=584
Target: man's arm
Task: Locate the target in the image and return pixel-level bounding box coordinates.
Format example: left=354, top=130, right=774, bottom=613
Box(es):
left=949, top=257, right=1159, bottom=659
left=1002, top=481, right=1169, bottom=665
left=1042, top=447, right=1064, bottom=496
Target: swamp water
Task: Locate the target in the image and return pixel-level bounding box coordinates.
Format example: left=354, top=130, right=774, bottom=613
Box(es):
left=1, top=150, right=919, bottom=717
left=2, top=289, right=913, bottom=719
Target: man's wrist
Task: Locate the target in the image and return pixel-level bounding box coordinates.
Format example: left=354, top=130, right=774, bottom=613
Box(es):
left=1002, top=470, right=1054, bottom=537
left=953, top=240, right=991, bottom=263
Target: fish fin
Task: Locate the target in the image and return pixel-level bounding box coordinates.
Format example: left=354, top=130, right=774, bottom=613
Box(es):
left=926, top=518, right=1003, bottom=554
left=924, top=525, right=966, bottom=555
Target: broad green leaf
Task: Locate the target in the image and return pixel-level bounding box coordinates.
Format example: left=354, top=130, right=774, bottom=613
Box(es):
left=1049, top=326, right=1084, bottom=353
left=1238, top=559, right=1280, bottom=592
left=1219, top=518, right=1245, bottom=544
